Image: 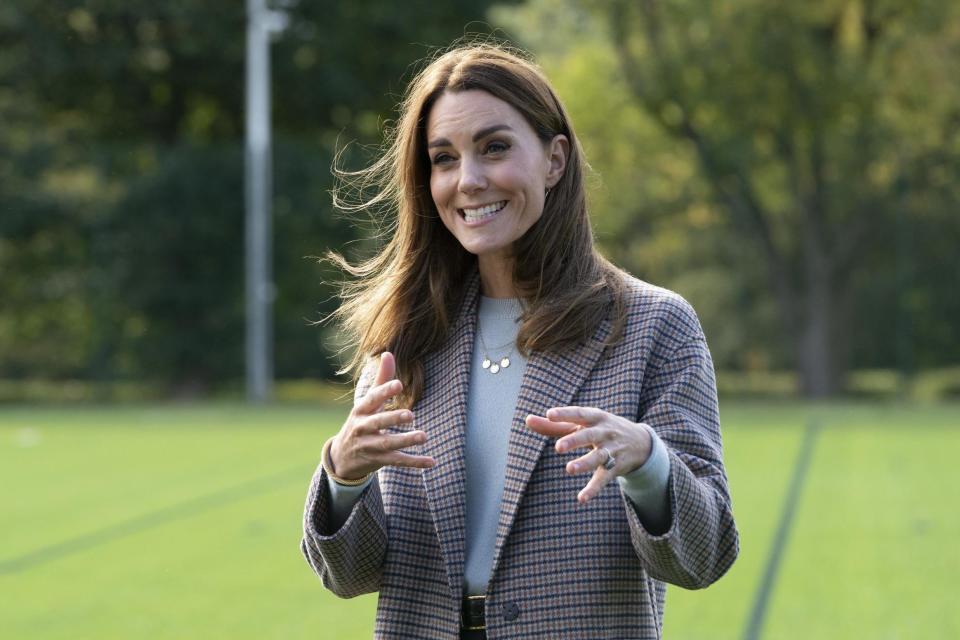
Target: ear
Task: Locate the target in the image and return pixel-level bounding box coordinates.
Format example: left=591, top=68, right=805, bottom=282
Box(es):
left=545, top=134, right=569, bottom=189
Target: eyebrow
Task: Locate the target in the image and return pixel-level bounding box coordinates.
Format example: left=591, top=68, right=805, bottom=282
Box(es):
left=427, top=124, right=513, bottom=149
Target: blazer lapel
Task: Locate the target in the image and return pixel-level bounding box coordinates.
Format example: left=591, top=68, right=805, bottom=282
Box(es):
left=418, top=272, right=480, bottom=599
left=488, top=313, right=613, bottom=581
left=416, top=272, right=614, bottom=596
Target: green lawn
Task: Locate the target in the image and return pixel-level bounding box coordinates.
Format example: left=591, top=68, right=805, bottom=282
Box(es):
left=1, top=401, right=958, bottom=639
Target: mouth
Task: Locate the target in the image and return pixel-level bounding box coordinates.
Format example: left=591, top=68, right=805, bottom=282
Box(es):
left=459, top=200, right=508, bottom=224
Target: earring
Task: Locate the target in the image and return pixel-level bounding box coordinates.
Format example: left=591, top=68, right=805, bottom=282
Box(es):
left=545, top=186, right=552, bottom=196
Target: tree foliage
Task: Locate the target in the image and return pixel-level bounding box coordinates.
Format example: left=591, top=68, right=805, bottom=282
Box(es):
left=2, top=0, right=957, bottom=396
left=0, top=0, right=511, bottom=390
left=495, top=0, right=960, bottom=394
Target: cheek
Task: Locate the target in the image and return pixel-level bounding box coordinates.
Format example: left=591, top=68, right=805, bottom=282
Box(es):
left=429, top=176, right=456, bottom=235
left=503, top=158, right=542, bottom=200
left=429, top=173, right=450, bottom=211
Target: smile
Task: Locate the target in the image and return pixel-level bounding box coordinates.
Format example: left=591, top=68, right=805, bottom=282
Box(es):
left=459, top=200, right=508, bottom=223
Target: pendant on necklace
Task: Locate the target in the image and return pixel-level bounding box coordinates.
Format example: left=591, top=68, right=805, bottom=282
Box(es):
left=482, top=356, right=511, bottom=374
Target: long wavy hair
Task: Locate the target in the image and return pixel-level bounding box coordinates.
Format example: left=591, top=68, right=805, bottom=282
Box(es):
left=329, top=42, right=626, bottom=408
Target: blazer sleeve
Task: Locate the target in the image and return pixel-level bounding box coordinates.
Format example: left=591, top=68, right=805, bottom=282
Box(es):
left=623, top=299, right=739, bottom=590
left=300, top=464, right=387, bottom=598
left=299, top=360, right=388, bottom=598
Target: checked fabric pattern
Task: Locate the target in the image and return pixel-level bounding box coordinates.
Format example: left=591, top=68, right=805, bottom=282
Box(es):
left=301, top=271, right=739, bottom=639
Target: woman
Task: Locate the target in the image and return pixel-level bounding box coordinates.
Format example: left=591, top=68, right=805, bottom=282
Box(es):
left=301, top=43, right=738, bottom=639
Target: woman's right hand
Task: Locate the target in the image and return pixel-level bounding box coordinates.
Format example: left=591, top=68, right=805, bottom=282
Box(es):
left=328, top=352, right=436, bottom=481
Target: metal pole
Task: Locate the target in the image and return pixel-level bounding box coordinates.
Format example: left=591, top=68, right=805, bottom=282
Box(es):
left=244, top=0, right=288, bottom=403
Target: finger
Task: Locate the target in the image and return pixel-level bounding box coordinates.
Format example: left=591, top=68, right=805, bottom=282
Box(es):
left=555, top=426, right=606, bottom=454
left=373, top=351, right=396, bottom=388
left=578, top=467, right=614, bottom=504
left=525, top=414, right=580, bottom=438
left=355, top=430, right=425, bottom=457
left=382, top=451, right=437, bottom=469
left=378, top=430, right=427, bottom=451
left=358, top=409, right=415, bottom=433
left=564, top=446, right=611, bottom=475
left=545, top=406, right=607, bottom=426
left=354, top=379, right=403, bottom=415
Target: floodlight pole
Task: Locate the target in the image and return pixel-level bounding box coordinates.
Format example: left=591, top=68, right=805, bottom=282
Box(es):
left=244, top=0, right=289, bottom=403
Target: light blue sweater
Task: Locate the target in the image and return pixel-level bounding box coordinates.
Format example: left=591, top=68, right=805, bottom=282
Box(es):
left=327, top=297, right=671, bottom=595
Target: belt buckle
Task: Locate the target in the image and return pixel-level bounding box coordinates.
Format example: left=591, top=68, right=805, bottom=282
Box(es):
left=462, top=595, right=486, bottom=631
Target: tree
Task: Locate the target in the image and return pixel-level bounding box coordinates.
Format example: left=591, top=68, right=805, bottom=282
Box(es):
left=496, top=0, right=960, bottom=395
left=1, top=1, right=514, bottom=389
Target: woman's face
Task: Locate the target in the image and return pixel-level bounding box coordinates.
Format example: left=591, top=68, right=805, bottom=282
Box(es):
left=426, top=90, right=567, bottom=264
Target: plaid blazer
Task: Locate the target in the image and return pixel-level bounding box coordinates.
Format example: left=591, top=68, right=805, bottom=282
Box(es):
left=301, top=272, right=739, bottom=639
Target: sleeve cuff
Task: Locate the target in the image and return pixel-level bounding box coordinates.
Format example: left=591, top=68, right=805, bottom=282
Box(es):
left=618, top=425, right=670, bottom=506
left=327, top=473, right=375, bottom=531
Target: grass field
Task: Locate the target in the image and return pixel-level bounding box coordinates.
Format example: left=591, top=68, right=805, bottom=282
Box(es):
left=2, top=401, right=958, bottom=639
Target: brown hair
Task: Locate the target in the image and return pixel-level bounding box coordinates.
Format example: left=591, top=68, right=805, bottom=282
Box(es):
left=329, top=42, right=625, bottom=408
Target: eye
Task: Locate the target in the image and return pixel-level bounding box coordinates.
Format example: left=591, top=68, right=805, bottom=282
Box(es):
left=484, top=140, right=510, bottom=154
left=431, top=152, right=454, bottom=165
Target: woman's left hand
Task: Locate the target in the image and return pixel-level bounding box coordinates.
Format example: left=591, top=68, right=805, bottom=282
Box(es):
left=526, top=407, right=653, bottom=504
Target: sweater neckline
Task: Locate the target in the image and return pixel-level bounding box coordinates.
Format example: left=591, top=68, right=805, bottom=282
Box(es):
left=478, top=296, right=522, bottom=320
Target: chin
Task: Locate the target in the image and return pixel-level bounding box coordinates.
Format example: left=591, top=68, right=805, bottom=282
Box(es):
left=463, top=242, right=509, bottom=258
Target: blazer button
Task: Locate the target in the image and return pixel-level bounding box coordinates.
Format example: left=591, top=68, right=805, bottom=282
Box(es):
left=503, top=602, right=520, bottom=622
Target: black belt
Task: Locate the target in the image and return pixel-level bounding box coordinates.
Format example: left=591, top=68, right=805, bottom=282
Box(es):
left=461, top=595, right=486, bottom=631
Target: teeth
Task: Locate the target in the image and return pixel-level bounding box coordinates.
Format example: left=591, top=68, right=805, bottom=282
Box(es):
left=462, top=200, right=507, bottom=222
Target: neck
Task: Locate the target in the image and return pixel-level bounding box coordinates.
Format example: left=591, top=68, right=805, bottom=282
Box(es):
left=477, top=254, right=516, bottom=298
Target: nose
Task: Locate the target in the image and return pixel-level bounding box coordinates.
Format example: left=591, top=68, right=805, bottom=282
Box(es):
left=458, top=156, right=487, bottom=194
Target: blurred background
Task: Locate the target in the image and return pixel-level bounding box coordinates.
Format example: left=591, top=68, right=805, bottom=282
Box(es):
left=2, top=1, right=958, bottom=639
